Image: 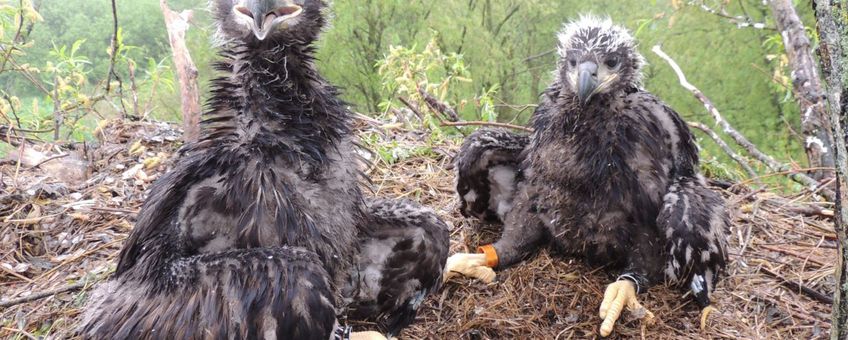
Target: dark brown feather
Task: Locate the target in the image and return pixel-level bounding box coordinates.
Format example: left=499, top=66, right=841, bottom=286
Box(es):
left=456, top=18, right=730, bottom=308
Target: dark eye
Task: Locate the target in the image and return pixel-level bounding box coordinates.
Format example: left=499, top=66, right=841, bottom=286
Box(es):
left=605, top=58, right=620, bottom=69
left=569, top=58, right=577, bottom=67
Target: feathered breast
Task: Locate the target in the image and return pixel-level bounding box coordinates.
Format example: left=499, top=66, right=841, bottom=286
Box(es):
left=528, top=93, right=674, bottom=223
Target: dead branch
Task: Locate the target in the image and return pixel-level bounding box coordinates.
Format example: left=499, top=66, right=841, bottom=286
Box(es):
left=28, top=153, right=68, bottom=170
left=160, top=0, right=201, bottom=142
left=758, top=266, right=833, bottom=305
left=89, top=206, right=140, bottom=215
left=760, top=244, right=829, bottom=267
left=398, top=96, right=426, bottom=122
left=652, top=44, right=835, bottom=202
left=1, top=93, right=22, bottom=129
left=764, top=196, right=835, bottom=218
left=400, top=92, right=531, bottom=132
left=440, top=120, right=533, bottom=132
left=352, top=111, right=385, bottom=126
left=0, top=0, right=27, bottom=74
left=1, top=126, right=52, bottom=134
left=688, top=121, right=758, bottom=179
left=695, top=1, right=775, bottom=30
left=0, top=126, right=39, bottom=146
left=51, top=74, right=61, bottom=140
left=105, top=0, right=120, bottom=94
left=0, top=281, right=87, bottom=308
left=418, top=87, right=460, bottom=122
left=768, top=0, right=834, bottom=179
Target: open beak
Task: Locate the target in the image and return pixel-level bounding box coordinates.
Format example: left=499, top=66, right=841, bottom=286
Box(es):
left=577, top=61, right=599, bottom=105
left=233, top=0, right=303, bottom=41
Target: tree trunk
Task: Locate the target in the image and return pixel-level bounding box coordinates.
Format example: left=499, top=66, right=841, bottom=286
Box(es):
left=769, top=0, right=834, bottom=179
left=160, top=0, right=201, bottom=143
left=814, top=1, right=848, bottom=338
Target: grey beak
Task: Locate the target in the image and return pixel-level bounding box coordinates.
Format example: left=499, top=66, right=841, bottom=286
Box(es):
left=234, top=0, right=303, bottom=41
left=577, top=61, right=599, bottom=105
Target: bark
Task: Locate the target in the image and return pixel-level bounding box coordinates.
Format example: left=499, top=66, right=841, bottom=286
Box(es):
left=815, top=1, right=848, bottom=338
left=769, top=0, right=835, bottom=179
left=160, top=0, right=201, bottom=143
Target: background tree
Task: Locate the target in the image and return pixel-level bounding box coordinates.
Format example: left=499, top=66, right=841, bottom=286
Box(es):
left=0, top=0, right=829, bottom=189
left=0, top=1, right=844, bottom=338
left=769, top=0, right=834, bottom=179
left=160, top=0, right=200, bottom=142
left=814, top=0, right=848, bottom=338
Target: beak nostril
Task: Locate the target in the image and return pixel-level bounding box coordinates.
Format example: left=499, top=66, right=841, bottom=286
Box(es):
left=234, top=6, right=253, bottom=18
left=275, top=6, right=301, bottom=16
left=235, top=3, right=303, bottom=40
left=264, top=12, right=277, bottom=27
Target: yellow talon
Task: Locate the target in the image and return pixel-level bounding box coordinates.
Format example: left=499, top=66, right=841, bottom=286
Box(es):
left=700, top=305, right=718, bottom=331
left=598, top=280, right=655, bottom=337
left=443, top=253, right=496, bottom=283
left=349, top=331, right=388, bottom=340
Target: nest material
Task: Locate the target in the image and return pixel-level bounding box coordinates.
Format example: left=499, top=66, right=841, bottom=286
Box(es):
left=0, top=120, right=835, bottom=339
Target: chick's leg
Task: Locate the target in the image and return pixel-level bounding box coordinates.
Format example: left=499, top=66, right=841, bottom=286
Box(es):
left=444, top=193, right=546, bottom=284
left=700, top=305, right=718, bottom=330
left=443, top=252, right=497, bottom=283
left=349, top=331, right=388, bottom=340
left=599, top=280, right=656, bottom=337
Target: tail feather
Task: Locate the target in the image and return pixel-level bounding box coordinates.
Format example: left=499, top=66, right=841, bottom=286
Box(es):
left=658, top=176, right=729, bottom=307
left=79, top=247, right=341, bottom=340
left=455, top=128, right=529, bottom=222
left=349, top=198, right=450, bottom=337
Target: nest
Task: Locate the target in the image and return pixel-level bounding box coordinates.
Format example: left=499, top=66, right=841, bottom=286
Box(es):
left=0, top=120, right=835, bottom=339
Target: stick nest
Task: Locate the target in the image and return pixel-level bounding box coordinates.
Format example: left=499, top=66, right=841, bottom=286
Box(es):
left=0, top=120, right=835, bottom=339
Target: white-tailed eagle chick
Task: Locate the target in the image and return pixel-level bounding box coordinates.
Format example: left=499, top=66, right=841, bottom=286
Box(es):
left=78, top=1, right=448, bottom=339
left=445, top=16, right=730, bottom=337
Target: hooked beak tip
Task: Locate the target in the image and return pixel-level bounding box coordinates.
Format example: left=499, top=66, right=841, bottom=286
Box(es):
left=576, top=62, right=599, bottom=105
left=251, top=22, right=270, bottom=41
left=577, top=81, right=596, bottom=105
left=234, top=3, right=303, bottom=41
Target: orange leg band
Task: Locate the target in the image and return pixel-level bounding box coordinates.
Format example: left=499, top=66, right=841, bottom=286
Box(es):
left=477, top=244, right=499, bottom=268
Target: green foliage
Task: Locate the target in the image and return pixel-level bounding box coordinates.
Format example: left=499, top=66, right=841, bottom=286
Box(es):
left=11, top=0, right=170, bottom=92
left=699, top=154, right=744, bottom=183
left=378, top=37, right=469, bottom=102
left=376, top=33, right=500, bottom=131
left=0, top=0, right=826, bottom=188
left=360, top=131, right=438, bottom=165
left=320, top=0, right=816, bottom=172
left=319, top=0, right=566, bottom=118
left=0, top=0, right=176, bottom=153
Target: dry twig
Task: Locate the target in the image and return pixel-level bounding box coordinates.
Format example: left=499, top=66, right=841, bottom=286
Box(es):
left=0, top=282, right=87, bottom=309
left=105, top=0, right=120, bottom=93
left=758, top=265, right=833, bottom=304
left=688, top=122, right=758, bottom=180
left=418, top=87, right=460, bottom=122
left=440, top=120, right=533, bottom=132
left=0, top=117, right=839, bottom=339
left=652, top=45, right=834, bottom=201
